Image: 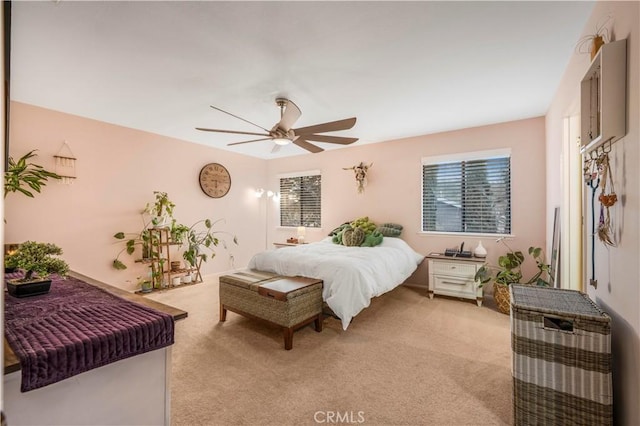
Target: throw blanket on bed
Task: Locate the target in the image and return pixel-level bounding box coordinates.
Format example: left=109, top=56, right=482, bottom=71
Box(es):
left=4, top=274, right=175, bottom=392
left=249, top=237, right=424, bottom=330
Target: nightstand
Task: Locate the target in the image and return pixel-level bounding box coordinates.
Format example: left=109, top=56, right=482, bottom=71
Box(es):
left=273, top=242, right=301, bottom=249
left=426, top=254, right=484, bottom=306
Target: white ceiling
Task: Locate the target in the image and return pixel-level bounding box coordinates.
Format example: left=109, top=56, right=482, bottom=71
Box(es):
left=10, top=1, right=595, bottom=159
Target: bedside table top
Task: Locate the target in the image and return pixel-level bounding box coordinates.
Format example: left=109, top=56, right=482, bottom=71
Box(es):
left=273, top=242, right=309, bottom=248
left=426, top=253, right=486, bottom=263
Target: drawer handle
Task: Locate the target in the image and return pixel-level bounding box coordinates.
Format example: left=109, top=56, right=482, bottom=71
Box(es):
left=442, top=280, right=465, bottom=286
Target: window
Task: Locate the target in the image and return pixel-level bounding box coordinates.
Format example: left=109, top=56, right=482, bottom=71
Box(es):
left=279, top=171, right=321, bottom=228
left=422, top=150, right=511, bottom=234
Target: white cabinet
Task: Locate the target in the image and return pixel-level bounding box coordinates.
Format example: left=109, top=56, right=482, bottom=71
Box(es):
left=427, top=255, right=484, bottom=306
left=580, top=39, right=626, bottom=153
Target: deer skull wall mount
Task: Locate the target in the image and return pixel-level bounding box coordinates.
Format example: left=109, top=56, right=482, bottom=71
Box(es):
left=343, top=162, right=373, bottom=194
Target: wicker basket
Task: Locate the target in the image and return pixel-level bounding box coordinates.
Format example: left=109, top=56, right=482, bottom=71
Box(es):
left=510, top=285, right=612, bottom=425
left=493, top=282, right=511, bottom=314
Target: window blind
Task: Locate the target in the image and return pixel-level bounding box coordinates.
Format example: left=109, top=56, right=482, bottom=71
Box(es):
left=279, top=174, right=321, bottom=228
left=422, top=155, right=511, bottom=234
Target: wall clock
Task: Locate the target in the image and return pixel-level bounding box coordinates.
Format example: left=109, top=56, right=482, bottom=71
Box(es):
left=199, top=163, right=231, bottom=198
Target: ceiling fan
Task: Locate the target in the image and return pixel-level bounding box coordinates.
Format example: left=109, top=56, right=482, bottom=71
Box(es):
left=196, top=98, right=358, bottom=153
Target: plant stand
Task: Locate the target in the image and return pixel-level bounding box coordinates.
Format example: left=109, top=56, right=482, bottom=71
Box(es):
left=136, top=228, right=203, bottom=294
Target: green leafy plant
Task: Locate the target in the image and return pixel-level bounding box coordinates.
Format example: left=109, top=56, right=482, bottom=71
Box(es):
left=170, top=220, right=190, bottom=244
left=6, top=241, right=69, bottom=282
left=474, top=242, right=550, bottom=288
left=112, top=229, right=154, bottom=270
left=145, top=191, right=175, bottom=226
left=4, top=150, right=61, bottom=198
left=182, top=218, right=238, bottom=269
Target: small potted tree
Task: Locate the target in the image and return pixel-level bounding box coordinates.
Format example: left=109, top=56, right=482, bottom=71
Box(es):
left=5, top=241, right=70, bottom=297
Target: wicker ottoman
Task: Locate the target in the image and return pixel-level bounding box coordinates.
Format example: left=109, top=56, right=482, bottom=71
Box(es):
left=510, top=285, right=612, bottom=425
left=219, top=270, right=323, bottom=350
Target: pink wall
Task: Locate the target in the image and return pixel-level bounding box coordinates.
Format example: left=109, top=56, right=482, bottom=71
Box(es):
left=266, top=117, right=547, bottom=288
left=6, top=103, right=547, bottom=294
left=5, top=102, right=268, bottom=291
left=546, top=1, right=639, bottom=423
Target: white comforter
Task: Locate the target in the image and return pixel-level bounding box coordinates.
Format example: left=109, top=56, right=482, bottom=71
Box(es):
left=248, top=237, right=424, bottom=330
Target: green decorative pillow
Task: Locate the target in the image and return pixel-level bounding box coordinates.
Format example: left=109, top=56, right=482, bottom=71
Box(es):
left=351, top=216, right=377, bottom=235
left=342, top=226, right=366, bottom=246
left=377, top=225, right=402, bottom=237
left=360, top=230, right=384, bottom=247
left=379, top=223, right=403, bottom=230
left=328, top=222, right=351, bottom=237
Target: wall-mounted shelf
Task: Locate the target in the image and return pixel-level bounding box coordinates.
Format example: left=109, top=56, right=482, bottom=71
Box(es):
left=580, top=39, right=627, bottom=154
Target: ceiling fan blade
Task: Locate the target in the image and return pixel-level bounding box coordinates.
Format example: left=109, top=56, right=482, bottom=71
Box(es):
left=302, top=134, right=359, bottom=145
left=293, top=138, right=324, bottom=153
left=196, top=128, right=270, bottom=137
left=276, top=99, right=302, bottom=131
left=209, top=105, right=270, bottom=133
left=227, top=137, right=273, bottom=146
left=294, top=117, right=356, bottom=135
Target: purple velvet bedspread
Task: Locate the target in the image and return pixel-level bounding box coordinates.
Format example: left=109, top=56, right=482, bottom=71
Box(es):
left=4, top=273, right=174, bottom=392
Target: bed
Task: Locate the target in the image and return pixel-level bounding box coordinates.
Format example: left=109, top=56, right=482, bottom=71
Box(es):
left=248, top=237, right=424, bottom=330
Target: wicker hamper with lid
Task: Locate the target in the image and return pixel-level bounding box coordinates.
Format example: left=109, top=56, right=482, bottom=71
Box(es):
left=510, top=285, right=612, bottom=425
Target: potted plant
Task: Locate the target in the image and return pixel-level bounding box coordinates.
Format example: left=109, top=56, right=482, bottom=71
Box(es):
left=182, top=218, right=237, bottom=282
left=137, top=276, right=153, bottom=294
left=169, top=220, right=190, bottom=244
left=474, top=242, right=550, bottom=314
left=146, top=191, right=175, bottom=228
left=4, top=150, right=61, bottom=198
left=5, top=241, right=70, bottom=297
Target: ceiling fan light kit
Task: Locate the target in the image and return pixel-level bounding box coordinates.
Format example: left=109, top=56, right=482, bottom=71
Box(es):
left=196, top=98, right=358, bottom=153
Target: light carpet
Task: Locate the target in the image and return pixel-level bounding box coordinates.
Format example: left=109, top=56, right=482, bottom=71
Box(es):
left=149, top=276, right=513, bottom=425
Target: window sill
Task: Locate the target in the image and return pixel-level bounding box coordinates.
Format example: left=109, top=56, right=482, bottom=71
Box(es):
left=418, top=231, right=515, bottom=239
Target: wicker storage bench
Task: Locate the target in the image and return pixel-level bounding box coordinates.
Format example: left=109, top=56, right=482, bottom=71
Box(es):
left=510, top=285, right=612, bottom=425
left=219, top=270, right=323, bottom=350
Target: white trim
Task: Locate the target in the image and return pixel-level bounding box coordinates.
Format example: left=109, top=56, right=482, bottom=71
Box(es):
left=276, top=226, right=323, bottom=231
left=422, top=148, right=511, bottom=165
left=276, top=169, right=321, bottom=179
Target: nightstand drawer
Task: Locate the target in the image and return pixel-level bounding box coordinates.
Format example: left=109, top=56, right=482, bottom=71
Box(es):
left=432, top=275, right=475, bottom=294
left=430, top=261, right=477, bottom=279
